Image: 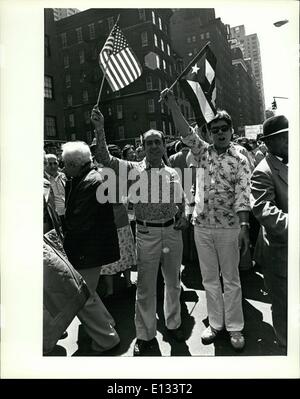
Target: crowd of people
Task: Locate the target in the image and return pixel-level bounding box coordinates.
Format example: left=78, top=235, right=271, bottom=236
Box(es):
left=43, top=88, right=288, bottom=356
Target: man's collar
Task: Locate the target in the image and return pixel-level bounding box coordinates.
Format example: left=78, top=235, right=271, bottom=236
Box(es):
left=209, top=142, right=235, bottom=156
left=144, top=158, right=166, bottom=170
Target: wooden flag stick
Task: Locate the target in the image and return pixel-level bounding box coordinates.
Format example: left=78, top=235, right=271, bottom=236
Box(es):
left=159, top=41, right=211, bottom=102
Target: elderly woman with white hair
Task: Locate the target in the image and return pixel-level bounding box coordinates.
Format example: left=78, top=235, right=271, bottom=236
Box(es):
left=61, top=141, right=121, bottom=354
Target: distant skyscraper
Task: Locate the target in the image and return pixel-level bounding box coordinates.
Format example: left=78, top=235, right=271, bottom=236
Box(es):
left=53, top=8, right=79, bottom=21
left=230, top=25, right=265, bottom=116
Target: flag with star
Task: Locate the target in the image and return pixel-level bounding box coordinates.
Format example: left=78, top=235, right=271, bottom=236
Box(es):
left=179, top=44, right=217, bottom=126
left=99, top=23, right=142, bottom=92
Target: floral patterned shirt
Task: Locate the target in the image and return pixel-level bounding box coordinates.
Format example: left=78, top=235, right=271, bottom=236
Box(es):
left=94, top=132, right=184, bottom=221
left=182, top=128, right=251, bottom=228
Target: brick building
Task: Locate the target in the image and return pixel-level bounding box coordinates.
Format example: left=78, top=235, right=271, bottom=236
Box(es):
left=44, top=9, right=66, bottom=152
left=51, top=8, right=190, bottom=146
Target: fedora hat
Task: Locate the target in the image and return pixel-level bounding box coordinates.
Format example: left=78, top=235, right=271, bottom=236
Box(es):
left=261, top=115, right=288, bottom=140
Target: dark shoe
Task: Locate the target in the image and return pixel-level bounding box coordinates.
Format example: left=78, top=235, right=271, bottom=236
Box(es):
left=201, top=325, right=220, bottom=345
left=133, top=338, right=157, bottom=356
left=73, top=342, right=120, bottom=357
left=229, top=331, right=245, bottom=351
left=166, top=327, right=186, bottom=342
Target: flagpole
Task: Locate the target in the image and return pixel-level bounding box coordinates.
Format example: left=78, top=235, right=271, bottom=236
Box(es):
left=96, top=14, right=121, bottom=107
left=159, top=41, right=211, bottom=102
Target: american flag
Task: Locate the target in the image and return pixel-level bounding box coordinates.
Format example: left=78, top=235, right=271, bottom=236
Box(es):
left=179, top=44, right=217, bottom=126
left=99, top=24, right=142, bottom=92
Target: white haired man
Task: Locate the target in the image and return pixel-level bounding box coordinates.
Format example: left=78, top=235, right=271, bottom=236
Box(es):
left=91, top=107, right=188, bottom=356
left=61, top=141, right=120, bottom=354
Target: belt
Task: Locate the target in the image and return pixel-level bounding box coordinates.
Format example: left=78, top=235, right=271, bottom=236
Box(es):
left=136, top=218, right=175, bottom=228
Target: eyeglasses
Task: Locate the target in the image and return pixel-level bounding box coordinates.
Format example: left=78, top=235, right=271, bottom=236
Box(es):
left=210, top=126, right=230, bottom=134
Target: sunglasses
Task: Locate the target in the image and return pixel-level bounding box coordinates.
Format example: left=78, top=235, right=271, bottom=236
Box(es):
left=210, top=125, right=230, bottom=134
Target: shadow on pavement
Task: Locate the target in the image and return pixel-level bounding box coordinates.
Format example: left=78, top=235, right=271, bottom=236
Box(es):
left=73, top=263, right=282, bottom=357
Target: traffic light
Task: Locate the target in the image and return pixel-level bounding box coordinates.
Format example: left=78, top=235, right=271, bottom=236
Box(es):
left=272, top=99, right=277, bottom=110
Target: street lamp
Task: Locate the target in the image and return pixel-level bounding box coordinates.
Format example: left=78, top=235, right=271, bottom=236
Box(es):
left=273, top=20, right=289, bottom=27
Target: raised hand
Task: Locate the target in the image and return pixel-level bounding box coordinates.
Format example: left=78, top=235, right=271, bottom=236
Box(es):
left=91, top=105, right=104, bottom=130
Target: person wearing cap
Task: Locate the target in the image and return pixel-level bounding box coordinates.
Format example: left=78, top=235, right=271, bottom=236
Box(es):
left=250, top=115, right=288, bottom=350
left=90, top=106, right=189, bottom=356
left=161, top=88, right=251, bottom=351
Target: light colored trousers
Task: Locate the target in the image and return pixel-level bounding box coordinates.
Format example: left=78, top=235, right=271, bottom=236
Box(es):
left=194, top=226, right=244, bottom=332
left=77, top=266, right=120, bottom=351
left=135, top=224, right=183, bottom=341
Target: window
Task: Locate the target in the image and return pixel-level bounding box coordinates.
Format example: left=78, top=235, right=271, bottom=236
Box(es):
left=65, top=74, right=71, bottom=88
left=44, top=76, right=53, bottom=99
left=86, top=131, right=92, bottom=143
left=84, top=111, right=90, bottom=124
left=76, top=27, right=83, bottom=43
left=187, top=37, right=191, bottom=44
left=69, top=114, right=75, bottom=127
left=45, top=116, right=57, bottom=137
left=169, top=64, right=172, bottom=76
left=107, top=17, right=114, bottom=31
left=162, top=120, right=166, bottom=133
left=160, top=102, right=165, bottom=113
left=138, top=9, right=146, bottom=21
left=141, top=31, right=148, bottom=47
left=108, top=107, right=112, bottom=116
left=147, top=99, right=155, bottom=113
left=150, top=121, right=157, bottom=129
left=162, top=59, right=166, bottom=71
left=192, top=35, right=196, bottom=42
left=61, top=33, right=67, bottom=48
left=206, top=32, right=210, bottom=39
left=118, top=126, right=125, bottom=139
left=117, top=104, right=123, bottom=119
left=88, top=23, right=95, bottom=39
left=92, top=48, right=98, bottom=60
left=63, top=55, right=69, bottom=68
left=156, top=55, right=160, bottom=69
left=80, top=71, right=86, bottom=83
left=169, top=122, right=173, bottom=136
left=158, top=17, right=162, bottom=30
left=79, top=50, right=85, bottom=64
left=45, top=35, right=50, bottom=57
left=152, top=11, right=155, bottom=25
left=154, top=34, right=158, bottom=47
left=200, top=33, right=204, bottom=40
left=71, top=133, right=76, bottom=140
left=67, top=94, right=72, bottom=106
left=158, top=78, right=162, bottom=91
left=83, top=89, right=89, bottom=103
left=146, top=75, right=153, bottom=90
left=161, top=39, right=164, bottom=52
left=167, top=44, right=170, bottom=56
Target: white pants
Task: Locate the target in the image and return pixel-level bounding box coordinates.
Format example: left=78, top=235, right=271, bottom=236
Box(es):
left=135, top=224, right=183, bottom=341
left=77, top=266, right=120, bottom=352
left=194, top=226, right=244, bottom=332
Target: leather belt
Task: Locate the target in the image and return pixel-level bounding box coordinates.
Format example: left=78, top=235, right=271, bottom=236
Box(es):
left=136, top=218, right=175, bottom=228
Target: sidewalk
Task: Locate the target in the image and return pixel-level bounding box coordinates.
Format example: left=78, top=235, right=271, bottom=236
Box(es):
left=53, top=264, right=286, bottom=357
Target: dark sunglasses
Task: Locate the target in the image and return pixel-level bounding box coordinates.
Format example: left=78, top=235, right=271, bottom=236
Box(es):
left=210, top=125, right=230, bottom=134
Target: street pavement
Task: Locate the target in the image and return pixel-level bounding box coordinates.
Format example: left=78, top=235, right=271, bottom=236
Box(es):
left=52, top=262, right=286, bottom=357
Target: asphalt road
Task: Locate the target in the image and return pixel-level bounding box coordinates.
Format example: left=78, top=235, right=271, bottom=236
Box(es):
left=51, top=262, right=286, bottom=357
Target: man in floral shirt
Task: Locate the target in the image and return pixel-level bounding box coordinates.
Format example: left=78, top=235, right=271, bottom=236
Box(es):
left=161, top=89, right=251, bottom=351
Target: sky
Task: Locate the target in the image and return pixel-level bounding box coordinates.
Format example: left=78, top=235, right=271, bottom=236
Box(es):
left=213, top=1, right=298, bottom=117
